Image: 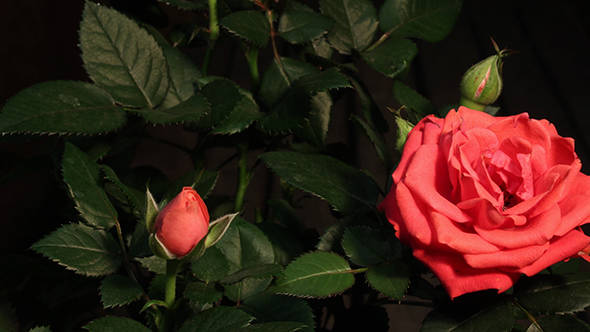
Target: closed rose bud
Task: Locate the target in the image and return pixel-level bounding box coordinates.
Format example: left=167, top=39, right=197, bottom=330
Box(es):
left=150, top=187, right=210, bottom=259
left=459, top=40, right=514, bottom=111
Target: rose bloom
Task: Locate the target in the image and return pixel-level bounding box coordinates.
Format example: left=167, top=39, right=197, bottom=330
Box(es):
left=154, top=187, right=210, bottom=258
left=379, top=107, right=590, bottom=299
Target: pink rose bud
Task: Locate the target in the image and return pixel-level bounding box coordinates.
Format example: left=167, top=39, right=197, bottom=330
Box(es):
left=459, top=40, right=514, bottom=111
left=151, top=187, right=210, bottom=259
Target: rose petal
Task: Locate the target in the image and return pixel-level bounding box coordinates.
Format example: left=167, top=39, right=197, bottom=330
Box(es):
left=475, top=204, right=561, bottom=249
left=430, top=211, right=501, bottom=254
left=413, top=248, right=520, bottom=299
left=463, top=243, right=548, bottom=269
left=488, top=113, right=552, bottom=152
left=516, top=229, right=590, bottom=276
left=531, top=164, right=580, bottom=217
left=378, top=184, right=411, bottom=245
left=404, top=144, right=472, bottom=223
left=393, top=115, right=444, bottom=184
left=396, top=182, right=433, bottom=247
left=555, top=194, right=590, bottom=236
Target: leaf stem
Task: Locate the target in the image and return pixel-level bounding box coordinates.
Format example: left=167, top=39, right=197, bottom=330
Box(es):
left=350, top=267, right=369, bottom=274
left=234, top=143, right=250, bottom=213
left=512, top=298, right=541, bottom=330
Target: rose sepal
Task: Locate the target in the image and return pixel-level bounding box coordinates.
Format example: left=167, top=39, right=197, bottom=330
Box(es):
left=178, top=237, right=207, bottom=262
left=145, top=186, right=159, bottom=234
left=394, top=113, right=414, bottom=153
left=149, top=233, right=176, bottom=260
left=204, top=212, right=239, bottom=249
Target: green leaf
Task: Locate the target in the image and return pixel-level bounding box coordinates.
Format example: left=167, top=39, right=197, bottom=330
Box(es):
left=526, top=315, right=590, bottom=332
left=278, top=10, right=334, bottom=44
left=235, top=322, right=307, bottom=332
left=270, top=251, right=354, bottom=298
left=197, top=79, right=243, bottom=130
left=257, top=222, right=308, bottom=266
left=84, top=316, right=151, bottom=332
left=220, top=264, right=283, bottom=285
left=342, top=226, right=388, bottom=266
left=267, top=199, right=305, bottom=234
left=99, top=275, right=144, bottom=308
left=62, top=143, right=118, bottom=229
left=378, top=0, right=463, bottom=42
left=259, top=58, right=318, bottom=109
left=162, top=169, right=219, bottom=202
left=295, top=67, right=351, bottom=95
left=133, top=93, right=210, bottom=125
left=29, top=327, right=52, bottom=332
left=210, top=92, right=263, bottom=135
left=80, top=1, right=169, bottom=108
left=421, top=300, right=514, bottom=332
left=260, top=151, right=379, bottom=213
left=515, top=272, right=590, bottom=315
left=392, top=80, right=437, bottom=122
left=320, top=0, right=378, bottom=54
left=215, top=218, right=275, bottom=273
left=178, top=306, right=254, bottom=332
left=241, top=294, right=315, bottom=332
left=191, top=246, right=230, bottom=283
left=101, top=165, right=145, bottom=218
left=136, top=255, right=167, bottom=274
left=220, top=10, right=271, bottom=47
left=365, top=261, right=410, bottom=300
left=128, top=222, right=152, bottom=258
left=158, top=0, right=207, bottom=11
left=292, top=92, right=332, bottom=148
left=0, top=81, right=126, bottom=135
left=160, top=44, right=202, bottom=109
left=214, top=218, right=275, bottom=302
left=361, top=37, right=418, bottom=79
left=348, top=76, right=387, bottom=133
left=184, top=281, right=223, bottom=306
left=349, top=114, right=393, bottom=171
left=31, top=223, right=122, bottom=276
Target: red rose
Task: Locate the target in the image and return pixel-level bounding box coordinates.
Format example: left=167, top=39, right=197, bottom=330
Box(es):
left=379, top=107, right=590, bottom=299
left=153, top=187, right=210, bottom=258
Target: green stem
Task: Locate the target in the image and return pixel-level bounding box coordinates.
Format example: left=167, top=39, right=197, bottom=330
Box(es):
left=203, top=0, right=219, bottom=76
left=246, top=46, right=261, bottom=95
left=234, top=143, right=250, bottom=213
left=165, top=259, right=180, bottom=309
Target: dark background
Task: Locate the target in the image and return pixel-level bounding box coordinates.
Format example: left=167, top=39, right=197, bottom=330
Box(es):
left=1, top=1, right=590, bottom=330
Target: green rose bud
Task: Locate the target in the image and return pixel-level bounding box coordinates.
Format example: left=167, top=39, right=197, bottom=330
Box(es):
left=459, top=40, right=515, bottom=111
